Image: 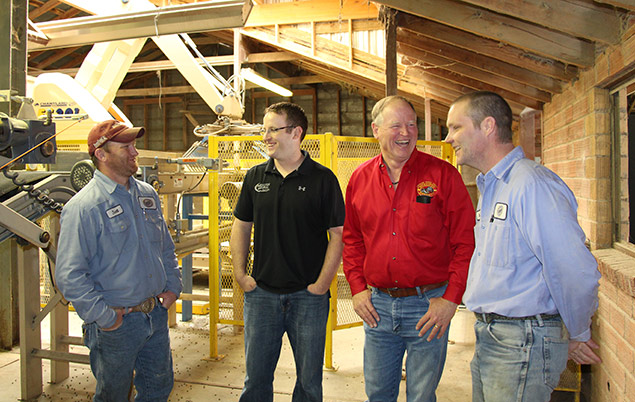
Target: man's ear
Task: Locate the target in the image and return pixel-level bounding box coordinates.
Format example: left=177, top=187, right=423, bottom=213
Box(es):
left=292, top=126, right=303, bottom=141
left=480, top=116, right=496, bottom=138
left=371, top=122, right=379, bottom=139
left=94, top=148, right=107, bottom=162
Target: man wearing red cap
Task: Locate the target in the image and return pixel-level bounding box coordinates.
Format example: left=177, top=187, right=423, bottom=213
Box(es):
left=56, top=120, right=182, bottom=401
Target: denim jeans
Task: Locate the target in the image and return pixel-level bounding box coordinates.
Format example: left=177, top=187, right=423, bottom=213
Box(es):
left=364, top=285, right=449, bottom=402
left=240, top=286, right=330, bottom=402
left=82, top=302, right=174, bottom=402
left=471, top=315, right=569, bottom=402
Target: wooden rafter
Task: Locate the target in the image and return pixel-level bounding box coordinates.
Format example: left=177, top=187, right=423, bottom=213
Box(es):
left=459, top=0, right=621, bottom=44
left=397, top=14, right=578, bottom=82
left=245, top=0, right=379, bottom=26
left=397, top=29, right=563, bottom=94
left=373, top=0, right=596, bottom=67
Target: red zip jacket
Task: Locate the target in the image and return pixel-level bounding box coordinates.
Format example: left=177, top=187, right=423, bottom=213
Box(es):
left=342, top=150, right=475, bottom=304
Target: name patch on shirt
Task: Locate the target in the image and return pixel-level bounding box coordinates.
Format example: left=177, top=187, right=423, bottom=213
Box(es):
left=106, top=204, right=123, bottom=218
left=139, top=196, right=157, bottom=210
left=255, top=183, right=270, bottom=193
left=493, top=202, right=508, bottom=220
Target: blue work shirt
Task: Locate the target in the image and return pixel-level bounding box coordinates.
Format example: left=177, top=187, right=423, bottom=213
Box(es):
left=463, top=147, right=600, bottom=341
left=56, top=170, right=182, bottom=329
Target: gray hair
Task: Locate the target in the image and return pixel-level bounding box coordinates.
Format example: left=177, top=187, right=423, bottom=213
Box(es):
left=371, top=96, right=416, bottom=126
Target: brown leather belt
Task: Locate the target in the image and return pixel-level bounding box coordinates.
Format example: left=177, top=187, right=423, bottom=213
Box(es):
left=112, top=296, right=156, bottom=314
left=376, top=281, right=448, bottom=297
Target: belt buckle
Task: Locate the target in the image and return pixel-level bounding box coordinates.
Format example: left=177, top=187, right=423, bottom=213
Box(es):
left=139, top=297, right=155, bottom=314
left=386, top=288, right=400, bottom=297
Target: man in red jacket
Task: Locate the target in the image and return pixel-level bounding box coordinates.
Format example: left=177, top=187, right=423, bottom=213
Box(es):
left=343, top=95, right=475, bottom=402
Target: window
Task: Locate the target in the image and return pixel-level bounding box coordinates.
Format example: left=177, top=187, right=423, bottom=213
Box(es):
left=612, top=83, right=635, bottom=245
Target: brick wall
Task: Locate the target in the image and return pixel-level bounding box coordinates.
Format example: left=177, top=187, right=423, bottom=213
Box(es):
left=541, top=23, right=635, bottom=402
left=593, top=249, right=635, bottom=402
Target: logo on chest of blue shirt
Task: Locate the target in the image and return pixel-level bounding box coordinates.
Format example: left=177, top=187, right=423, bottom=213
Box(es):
left=139, top=196, right=157, bottom=210
left=255, top=183, right=270, bottom=192
left=493, top=202, right=508, bottom=220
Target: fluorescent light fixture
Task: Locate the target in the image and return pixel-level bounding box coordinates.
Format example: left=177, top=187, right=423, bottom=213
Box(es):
left=241, top=68, right=293, bottom=97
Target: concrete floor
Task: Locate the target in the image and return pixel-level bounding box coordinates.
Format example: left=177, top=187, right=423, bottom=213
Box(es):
left=0, top=310, right=476, bottom=401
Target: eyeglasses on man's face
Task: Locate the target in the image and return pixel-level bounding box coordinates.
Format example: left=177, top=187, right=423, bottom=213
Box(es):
left=259, top=125, right=295, bottom=135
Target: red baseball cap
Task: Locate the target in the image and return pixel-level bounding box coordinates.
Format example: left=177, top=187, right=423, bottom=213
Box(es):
left=88, top=120, right=145, bottom=156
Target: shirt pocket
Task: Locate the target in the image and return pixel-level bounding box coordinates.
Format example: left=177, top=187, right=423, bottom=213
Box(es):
left=104, top=216, right=130, bottom=251
left=144, top=210, right=164, bottom=244
left=408, top=198, right=444, bottom=244
left=483, top=221, right=511, bottom=267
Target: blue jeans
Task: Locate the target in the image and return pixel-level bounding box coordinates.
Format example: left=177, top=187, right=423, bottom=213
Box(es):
left=240, top=286, right=330, bottom=402
left=364, top=285, right=449, bottom=402
left=471, top=315, right=569, bottom=402
left=82, top=303, right=174, bottom=402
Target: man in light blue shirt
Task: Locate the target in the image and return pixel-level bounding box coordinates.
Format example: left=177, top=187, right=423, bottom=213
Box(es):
left=56, top=120, right=182, bottom=401
left=445, top=91, right=601, bottom=402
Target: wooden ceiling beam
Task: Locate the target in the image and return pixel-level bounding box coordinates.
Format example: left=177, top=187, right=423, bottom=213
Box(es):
left=245, top=0, right=378, bottom=27
left=459, top=0, right=621, bottom=44
left=55, top=7, right=81, bottom=20
left=242, top=25, right=462, bottom=108
left=594, top=0, right=635, bottom=11
left=397, top=42, right=552, bottom=103
left=31, top=46, right=77, bottom=69
left=397, top=28, right=563, bottom=94
left=297, top=59, right=456, bottom=116
left=397, top=14, right=578, bottom=82
left=315, top=19, right=383, bottom=35
left=29, top=0, right=62, bottom=20
left=401, top=56, right=543, bottom=110
left=372, top=0, right=595, bottom=67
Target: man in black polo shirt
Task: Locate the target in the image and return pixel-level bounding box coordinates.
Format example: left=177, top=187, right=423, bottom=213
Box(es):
left=231, top=102, right=345, bottom=402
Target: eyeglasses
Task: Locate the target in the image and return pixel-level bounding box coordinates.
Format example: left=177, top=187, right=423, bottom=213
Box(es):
left=259, top=125, right=295, bottom=135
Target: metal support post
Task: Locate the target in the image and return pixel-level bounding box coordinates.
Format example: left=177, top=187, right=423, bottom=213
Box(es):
left=18, top=242, right=43, bottom=401
left=47, top=215, right=70, bottom=383
left=181, top=194, right=194, bottom=321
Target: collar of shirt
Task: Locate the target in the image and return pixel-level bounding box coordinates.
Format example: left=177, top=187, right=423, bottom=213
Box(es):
left=376, top=149, right=419, bottom=172
left=477, top=146, right=525, bottom=191
left=93, top=170, right=138, bottom=195
left=264, top=149, right=313, bottom=176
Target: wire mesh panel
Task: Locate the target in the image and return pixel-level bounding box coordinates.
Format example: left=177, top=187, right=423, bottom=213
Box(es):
left=208, top=134, right=454, bottom=331
left=212, top=135, right=267, bottom=325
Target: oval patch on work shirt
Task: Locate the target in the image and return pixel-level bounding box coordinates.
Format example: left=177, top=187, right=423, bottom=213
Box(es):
left=139, top=196, right=156, bottom=209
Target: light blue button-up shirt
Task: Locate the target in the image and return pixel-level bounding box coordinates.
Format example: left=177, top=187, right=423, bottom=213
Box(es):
left=463, top=147, right=600, bottom=341
left=56, top=170, right=181, bottom=328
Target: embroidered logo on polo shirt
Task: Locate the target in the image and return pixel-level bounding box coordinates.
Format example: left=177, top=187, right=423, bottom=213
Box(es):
left=255, top=183, right=270, bottom=192
left=298, top=186, right=306, bottom=191
left=106, top=205, right=123, bottom=218
left=139, top=196, right=157, bottom=209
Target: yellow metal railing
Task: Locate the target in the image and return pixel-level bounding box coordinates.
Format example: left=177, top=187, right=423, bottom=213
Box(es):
left=207, top=133, right=455, bottom=366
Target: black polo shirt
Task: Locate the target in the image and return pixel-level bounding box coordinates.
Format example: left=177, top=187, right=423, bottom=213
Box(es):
left=233, top=151, right=345, bottom=294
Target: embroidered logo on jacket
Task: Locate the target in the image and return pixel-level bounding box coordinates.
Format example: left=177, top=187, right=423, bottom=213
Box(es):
left=255, top=183, right=270, bottom=193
